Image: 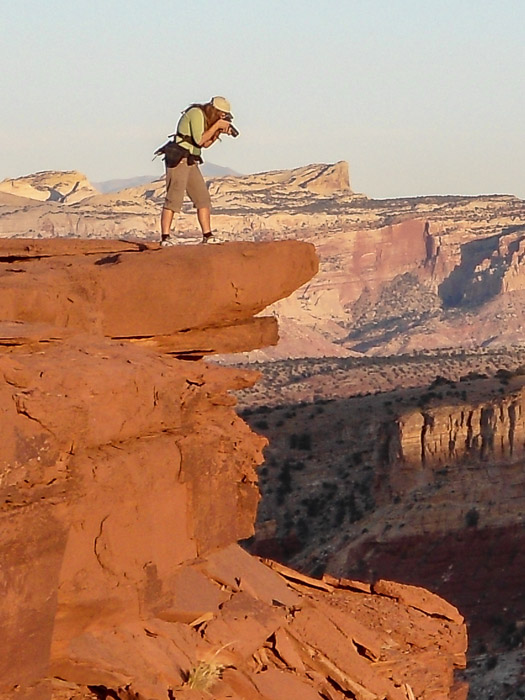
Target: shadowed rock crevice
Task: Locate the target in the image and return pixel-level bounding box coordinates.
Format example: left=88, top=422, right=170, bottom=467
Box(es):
left=438, top=232, right=523, bottom=308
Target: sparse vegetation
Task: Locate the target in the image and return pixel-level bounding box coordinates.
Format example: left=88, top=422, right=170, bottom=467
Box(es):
left=186, top=660, right=225, bottom=691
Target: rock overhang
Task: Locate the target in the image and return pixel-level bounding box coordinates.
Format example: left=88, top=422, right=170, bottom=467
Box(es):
left=0, top=238, right=319, bottom=357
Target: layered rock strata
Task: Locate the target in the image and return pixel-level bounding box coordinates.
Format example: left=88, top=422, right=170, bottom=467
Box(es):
left=378, top=378, right=525, bottom=523
left=1, top=164, right=525, bottom=357
left=0, top=239, right=468, bottom=700
left=0, top=239, right=315, bottom=357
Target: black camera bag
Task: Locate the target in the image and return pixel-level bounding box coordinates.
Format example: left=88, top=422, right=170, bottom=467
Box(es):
left=154, top=140, right=188, bottom=168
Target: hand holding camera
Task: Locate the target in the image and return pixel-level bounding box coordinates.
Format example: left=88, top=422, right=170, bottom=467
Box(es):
left=218, top=115, right=239, bottom=138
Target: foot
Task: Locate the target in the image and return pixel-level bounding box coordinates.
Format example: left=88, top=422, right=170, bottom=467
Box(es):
left=201, top=231, right=223, bottom=244
left=160, top=235, right=177, bottom=247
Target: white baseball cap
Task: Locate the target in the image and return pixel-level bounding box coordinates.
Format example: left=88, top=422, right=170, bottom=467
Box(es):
left=211, top=96, right=232, bottom=114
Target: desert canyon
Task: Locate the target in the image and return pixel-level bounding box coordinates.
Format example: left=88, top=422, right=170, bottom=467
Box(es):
left=1, top=163, right=525, bottom=699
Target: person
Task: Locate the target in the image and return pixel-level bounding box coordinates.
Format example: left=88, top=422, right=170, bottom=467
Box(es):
left=158, top=96, right=236, bottom=246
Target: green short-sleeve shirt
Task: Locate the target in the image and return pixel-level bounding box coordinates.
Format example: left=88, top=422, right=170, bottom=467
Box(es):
left=175, top=107, right=205, bottom=156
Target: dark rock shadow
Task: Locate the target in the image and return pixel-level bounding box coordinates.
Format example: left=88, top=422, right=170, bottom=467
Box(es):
left=438, top=233, right=520, bottom=308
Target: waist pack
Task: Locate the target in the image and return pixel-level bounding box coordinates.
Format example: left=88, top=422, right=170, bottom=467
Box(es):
left=154, top=138, right=203, bottom=168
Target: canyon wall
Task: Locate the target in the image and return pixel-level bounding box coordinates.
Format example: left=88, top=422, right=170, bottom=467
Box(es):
left=327, top=378, right=525, bottom=666
left=244, top=369, right=525, bottom=693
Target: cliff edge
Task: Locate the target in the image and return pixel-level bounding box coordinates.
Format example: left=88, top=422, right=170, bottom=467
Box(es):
left=0, top=239, right=467, bottom=700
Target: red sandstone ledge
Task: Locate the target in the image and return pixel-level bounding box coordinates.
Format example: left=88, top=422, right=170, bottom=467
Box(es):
left=0, top=239, right=467, bottom=700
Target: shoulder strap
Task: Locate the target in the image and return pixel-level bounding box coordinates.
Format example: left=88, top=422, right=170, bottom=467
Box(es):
left=174, top=133, right=201, bottom=148
left=176, top=105, right=206, bottom=148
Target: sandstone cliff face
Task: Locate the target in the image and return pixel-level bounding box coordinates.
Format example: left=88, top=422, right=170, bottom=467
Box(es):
left=331, top=381, right=525, bottom=679
left=373, top=378, right=525, bottom=528
left=0, top=238, right=467, bottom=700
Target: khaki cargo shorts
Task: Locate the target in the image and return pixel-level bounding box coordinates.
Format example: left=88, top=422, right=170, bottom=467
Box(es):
left=164, top=160, right=211, bottom=212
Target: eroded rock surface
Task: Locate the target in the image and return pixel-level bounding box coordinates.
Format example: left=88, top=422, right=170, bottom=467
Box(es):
left=0, top=239, right=467, bottom=700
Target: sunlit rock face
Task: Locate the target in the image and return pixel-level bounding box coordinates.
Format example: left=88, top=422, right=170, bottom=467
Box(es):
left=0, top=237, right=467, bottom=700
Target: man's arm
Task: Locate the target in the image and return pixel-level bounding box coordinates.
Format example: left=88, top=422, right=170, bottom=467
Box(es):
left=198, top=119, right=232, bottom=148
left=200, top=130, right=222, bottom=148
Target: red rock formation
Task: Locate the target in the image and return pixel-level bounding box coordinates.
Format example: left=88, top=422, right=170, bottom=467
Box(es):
left=0, top=239, right=467, bottom=700
left=0, top=239, right=316, bottom=351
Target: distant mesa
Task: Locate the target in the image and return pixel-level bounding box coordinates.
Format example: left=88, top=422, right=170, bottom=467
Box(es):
left=92, top=174, right=159, bottom=194
left=209, top=160, right=352, bottom=196
left=202, top=162, right=241, bottom=179
left=93, top=163, right=240, bottom=194
left=0, top=161, right=351, bottom=207
left=0, top=170, right=98, bottom=205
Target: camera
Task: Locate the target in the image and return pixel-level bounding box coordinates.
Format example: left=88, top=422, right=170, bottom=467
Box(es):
left=223, top=114, right=239, bottom=138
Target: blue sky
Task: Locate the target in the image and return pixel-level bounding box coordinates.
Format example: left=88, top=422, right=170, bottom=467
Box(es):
left=1, top=0, right=524, bottom=198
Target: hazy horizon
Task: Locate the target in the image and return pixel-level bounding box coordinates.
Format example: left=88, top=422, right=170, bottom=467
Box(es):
left=2, top=0, right=524, bottom=199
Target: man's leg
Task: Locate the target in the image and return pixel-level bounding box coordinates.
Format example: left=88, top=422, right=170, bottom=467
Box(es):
left=161, top=208, right=175, bottom=238
left=196, top=207, right=211, bottom=235
left=186, top=165, right=213, bottom=242
left=161, top=162, right=188, bottom=242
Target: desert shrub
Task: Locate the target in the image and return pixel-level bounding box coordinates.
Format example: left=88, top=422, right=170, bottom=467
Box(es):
left=297, top=518, right=310, bottom=541
left=418, top=390, right=439, bottom=405
left=310, top=561, right=326, bottom=578
left=465, top=507, right=480, bottom=528
left=186, top=660, right=224, bottom=691
left=348, top=493, right=362, bottom=523
left=485, top=655, right=498, bottom=671
left=303, top=496, right=323, bottom=518
left=460, top=371, right=488, bottom=382
left=430, top=375, right=454, bottom=388
left=500, top=621, right=525, bottom=649
left=278, top=464, right=292, bottom=493
left=290, top=433, right=312, bottom=451
left=334, top=499, right=346, bottom=525
left=297, top=433, right=312, bottom=450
